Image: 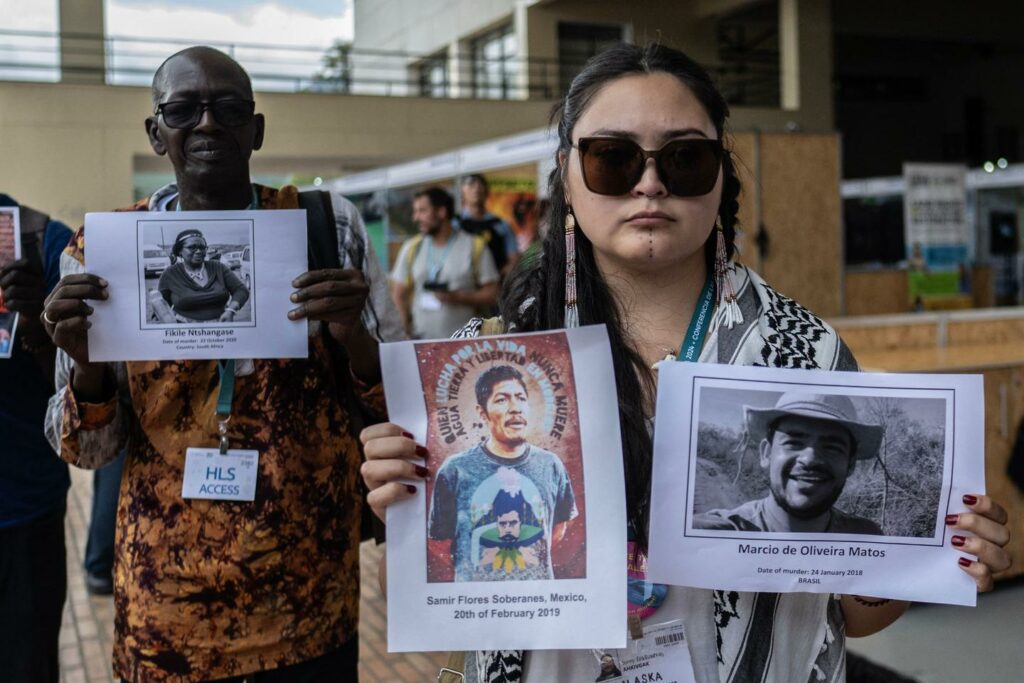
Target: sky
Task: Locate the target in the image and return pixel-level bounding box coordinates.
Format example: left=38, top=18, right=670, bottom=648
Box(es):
left=0, top=0, right=353, bottom=85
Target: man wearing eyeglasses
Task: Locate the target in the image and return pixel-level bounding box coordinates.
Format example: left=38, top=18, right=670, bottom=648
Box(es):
left=41, top=46, right=402, bottom=683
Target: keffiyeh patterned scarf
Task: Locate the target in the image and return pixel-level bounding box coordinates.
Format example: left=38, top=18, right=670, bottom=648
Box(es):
left=451, top=264, right=856, bottom=683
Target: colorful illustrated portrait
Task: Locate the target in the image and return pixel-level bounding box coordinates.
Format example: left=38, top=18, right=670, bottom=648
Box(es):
left=483, top=177, right=539, bottom=250
left=416, top=332, right=586, bottom=582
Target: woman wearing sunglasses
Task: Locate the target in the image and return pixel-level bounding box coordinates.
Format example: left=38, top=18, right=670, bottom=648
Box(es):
left=156, top=228, right=249, bottom=323
left=360, top=44, right=1012, bottom=682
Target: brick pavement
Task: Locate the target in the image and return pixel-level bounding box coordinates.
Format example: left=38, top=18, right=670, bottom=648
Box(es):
left=59, top=467, right=446, bottom=683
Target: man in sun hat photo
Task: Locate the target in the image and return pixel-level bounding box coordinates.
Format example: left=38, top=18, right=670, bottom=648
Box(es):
left=694, top=393, right=885, bottom=535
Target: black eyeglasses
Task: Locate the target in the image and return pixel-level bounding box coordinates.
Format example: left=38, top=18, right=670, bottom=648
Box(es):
left=155, top=99, right=256, bottom=130
left=574, top=137, right=724, bottom=197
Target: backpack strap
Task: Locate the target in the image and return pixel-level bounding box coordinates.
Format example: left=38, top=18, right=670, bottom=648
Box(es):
left=297, top=189, right=383, bottom=543
left=404, top=234, right=425, bottom=288
left=470, top=234, right=487, bottom=287
left=298, top=190, right=340, bottom=270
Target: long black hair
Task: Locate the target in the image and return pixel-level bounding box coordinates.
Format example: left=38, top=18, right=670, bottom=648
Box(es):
left=499, top=43, right=742, bottom=550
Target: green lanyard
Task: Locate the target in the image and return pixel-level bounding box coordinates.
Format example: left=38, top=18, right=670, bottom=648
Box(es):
left=675, top=275, right=715, bottom=363
left=216, top=359, right=236, bottom=453
left=174, top=184, right=260, bottom=452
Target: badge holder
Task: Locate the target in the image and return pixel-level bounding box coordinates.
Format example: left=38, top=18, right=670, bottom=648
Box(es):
left=181, top=360, right=260, bottom=502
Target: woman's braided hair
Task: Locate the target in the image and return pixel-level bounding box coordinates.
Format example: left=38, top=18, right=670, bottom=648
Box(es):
left=499, top=43, right=742, bottom=550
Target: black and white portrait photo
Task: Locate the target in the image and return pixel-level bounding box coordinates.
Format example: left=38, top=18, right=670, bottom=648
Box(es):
left=690, top=387, right=946, bottom=539
left=137, top=219, right=255, bottom=328
left=647, top=330, right=984, bottom=605
left=85, top=208, right=307, bottom=362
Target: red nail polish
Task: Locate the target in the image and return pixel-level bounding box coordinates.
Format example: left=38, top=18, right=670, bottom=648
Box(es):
left=963, top=494, right=978, bottom=506
left=415, top=445, right=429, bottom=458
left=958, top=557, right=972, bottom=567
left=402, top=431, right=415, bottom=440
left=945, top=514, right=959, bottom=526
left=405, top=484, right=417, bottom=494
left=415, top=465, right=430, bottom=478
left=951, top=535, right=966, bottom=547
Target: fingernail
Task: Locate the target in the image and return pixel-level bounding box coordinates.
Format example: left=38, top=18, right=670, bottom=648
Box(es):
left=415, top=445, right=429, bottom=458
left=945, top=514, right=959, bottom=526
left=291, top=279, right=300, bottom=287
left=86, top=306, right=94, bottom=314
left=963, top=494, right=978, bottom=506
left=415, top=465, right=430, bottom=478
left=951, top=535, right=966, bottom=547
left=958, top=557, right=972, bottom=567
left=98, top=278, right=108, bottom=287
left=401, top=431, right=415, bottom=439
left=290, top=293, right=299, bottom=302
left=405, top=484, right=417, bottom=494
left=288, top=310, right=299, bottom=319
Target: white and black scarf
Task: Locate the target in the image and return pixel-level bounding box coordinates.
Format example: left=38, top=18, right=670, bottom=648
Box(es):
left=451, top=264, right=856, bottom=683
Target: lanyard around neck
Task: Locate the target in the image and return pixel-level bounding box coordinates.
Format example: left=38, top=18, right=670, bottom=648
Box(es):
left=172, top=184, right=259, bottom=451
left=425, top=234, right=455, bottom=282
left=675, top=275, right=715, bottom=363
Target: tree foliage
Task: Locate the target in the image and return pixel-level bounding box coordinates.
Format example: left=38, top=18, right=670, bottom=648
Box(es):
left=312, top=40, right=352, bottom=92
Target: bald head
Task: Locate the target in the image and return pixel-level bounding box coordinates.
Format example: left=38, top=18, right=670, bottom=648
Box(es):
left=151, top=46, right=253, bottom=107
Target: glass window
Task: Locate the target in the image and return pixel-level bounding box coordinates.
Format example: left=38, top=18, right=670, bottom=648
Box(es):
left=557, top=22, right=623, bottom=96
left=419, top=53, right=448, bottom=97
left=472, top=24, right=517, bottom=99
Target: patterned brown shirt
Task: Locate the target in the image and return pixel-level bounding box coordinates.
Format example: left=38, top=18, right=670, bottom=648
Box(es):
left=46, top=185, right=392, bottom=681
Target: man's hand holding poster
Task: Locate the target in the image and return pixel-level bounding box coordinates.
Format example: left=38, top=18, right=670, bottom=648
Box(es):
left=83, top=210, right=307, bottom=361
left=648, top=362, right=985, bottom=606
left=381, top=326, right=626, bottom=652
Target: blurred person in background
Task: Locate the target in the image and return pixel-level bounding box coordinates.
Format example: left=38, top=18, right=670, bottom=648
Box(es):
left=390, top=186, right=498, bottom=339
left=457, top=174, right=519, bottom=277
left=0, top=193, right=73, bottom=683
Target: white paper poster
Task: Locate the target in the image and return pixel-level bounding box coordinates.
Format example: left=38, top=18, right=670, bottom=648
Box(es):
left=648, top=362, right=984, bottom=606
left=381, top=325, right=626, bottom=652
left=0, top=206, right=21, bottom=359
left=84, top=210, right=308, bottom=361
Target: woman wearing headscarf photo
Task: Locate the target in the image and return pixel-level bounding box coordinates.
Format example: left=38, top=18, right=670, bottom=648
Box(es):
left=156, top=228, right=249, bottom=323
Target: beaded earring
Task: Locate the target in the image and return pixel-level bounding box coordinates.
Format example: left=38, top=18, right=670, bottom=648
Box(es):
left=564, top=210, right=579, bottom=328
left=714, top=220, right=743, bottom=329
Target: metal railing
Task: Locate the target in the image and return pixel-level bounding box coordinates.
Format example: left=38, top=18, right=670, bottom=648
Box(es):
left=0, top=28, right=780, bottom=106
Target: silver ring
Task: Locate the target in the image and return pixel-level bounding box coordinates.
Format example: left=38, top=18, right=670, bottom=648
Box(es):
left=43, top=310, right=58, bottom=326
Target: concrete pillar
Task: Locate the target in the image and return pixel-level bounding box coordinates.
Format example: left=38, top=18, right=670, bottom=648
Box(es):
left=449, top=39, right=473, bottom=98
left=779, top=0, right=833, bottom=129
left=59, top=0, right=106, bottom=84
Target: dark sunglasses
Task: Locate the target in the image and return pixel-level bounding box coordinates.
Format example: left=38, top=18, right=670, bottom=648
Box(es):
left=155, top=99, right=256, bottom=130
left=574, top=137, right=724, bottom=197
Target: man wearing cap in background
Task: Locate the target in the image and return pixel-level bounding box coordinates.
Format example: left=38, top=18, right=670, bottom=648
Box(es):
left=694, top=393, right=885, bottom=535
